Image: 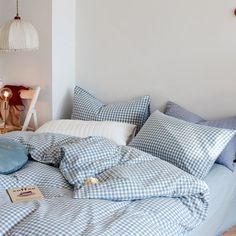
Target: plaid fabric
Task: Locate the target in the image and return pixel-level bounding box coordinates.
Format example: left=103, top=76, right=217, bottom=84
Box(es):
left=0, top=146, right=209, bottom=236
left=1, top=131, right=82, bottom=166
left=71, top=86, right=150, bottom=132
left=60, top=138, right=208, bottom=203
left=129, top=110, right=236, bottom=179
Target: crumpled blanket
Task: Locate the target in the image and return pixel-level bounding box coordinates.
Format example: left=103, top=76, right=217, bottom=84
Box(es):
left=0, top=132, right=209, bottom=236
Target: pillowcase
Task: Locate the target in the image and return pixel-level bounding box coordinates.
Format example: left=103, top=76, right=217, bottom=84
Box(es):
left=36, top=120, right=136, bottom=145
left=165, top=101, right=206, bottom=123
left=165, top=101, right=236, bottom=171
left=0, top=138, right=28, bottom=175
left=129, top=110, right=235, bottom=179
left=71, top=86, right=150, bottom=132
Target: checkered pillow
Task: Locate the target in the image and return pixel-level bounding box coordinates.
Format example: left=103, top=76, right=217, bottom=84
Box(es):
left=129, top=110, right=236, bottom=179
left=71, top=86, right=150, bottom=132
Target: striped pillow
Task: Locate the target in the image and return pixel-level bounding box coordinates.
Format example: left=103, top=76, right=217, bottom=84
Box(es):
left=36, top=120, right=136, bottom=145
left=71, top=86, right=150, bottom=132
left=129, top=110, right=235, bottom=179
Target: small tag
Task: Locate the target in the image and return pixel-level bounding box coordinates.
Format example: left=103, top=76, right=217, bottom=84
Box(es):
left=7, top=186, right=44, bottom=203
left=84, top=177, right=99, bottom=186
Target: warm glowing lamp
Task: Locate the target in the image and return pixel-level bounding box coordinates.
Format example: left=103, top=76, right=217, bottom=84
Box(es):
left=0, top=88, right=13, bottom=131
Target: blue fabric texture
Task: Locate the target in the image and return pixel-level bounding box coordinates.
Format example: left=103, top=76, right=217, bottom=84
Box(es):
left=165, top=101, right=236, bottom=170
left=0, top=160, right=207, bottom=236
left=59, top=136, right=208, bottom=202
left=71, top=86, right=151, bottom=132
left=0, top=138, right=28, bottom=175
left=165, top=101, right=206, bottom=123
left=0, top=134, right=210, bottom=235
left=129, top=110, right=235, bottom=179
left=1, top=131, right=82, bottom=166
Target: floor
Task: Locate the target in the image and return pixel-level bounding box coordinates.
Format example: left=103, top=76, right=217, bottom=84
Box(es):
left=223, top=226, right=236, bottom=236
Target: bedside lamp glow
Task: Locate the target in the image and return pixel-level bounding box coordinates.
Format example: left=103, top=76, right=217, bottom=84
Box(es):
left=0, top=88, right=13, bottom=131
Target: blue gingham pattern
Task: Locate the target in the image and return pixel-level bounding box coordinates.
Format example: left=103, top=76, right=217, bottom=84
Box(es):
left=1, top=131, right=82, bottom=166
left=60, top=137, right=122, bottom=187
left=0, top=137, right=209, bottom=236
left=71, top=86, right=150, bottom=132
left=130, top=110, right=236, bottom=179
left=61, top=138, right=209, bottom=202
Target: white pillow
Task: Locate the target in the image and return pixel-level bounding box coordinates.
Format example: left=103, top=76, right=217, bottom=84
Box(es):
left=36, top=120, right=137, bottom=145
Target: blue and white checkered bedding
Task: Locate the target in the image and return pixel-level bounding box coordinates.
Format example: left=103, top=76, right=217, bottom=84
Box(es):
left=0, top=133, right=210, bottom=236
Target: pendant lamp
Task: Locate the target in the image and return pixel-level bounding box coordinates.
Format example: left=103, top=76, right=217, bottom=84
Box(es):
left=0, top=0, right=39, bottom=52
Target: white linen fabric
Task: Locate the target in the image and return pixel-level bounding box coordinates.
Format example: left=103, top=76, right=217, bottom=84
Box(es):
left=36, top=120, right=136, bottom=145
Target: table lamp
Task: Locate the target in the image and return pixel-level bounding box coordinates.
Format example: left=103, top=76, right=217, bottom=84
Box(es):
left=0, top=87, right=13, bottom=131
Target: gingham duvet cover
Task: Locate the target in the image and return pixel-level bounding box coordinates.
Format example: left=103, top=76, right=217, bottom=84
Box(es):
left=0, top=133, right=209, bottom=236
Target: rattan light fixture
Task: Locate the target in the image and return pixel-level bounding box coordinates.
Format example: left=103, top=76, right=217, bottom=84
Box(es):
left=0, top=0, right=39, bottom=52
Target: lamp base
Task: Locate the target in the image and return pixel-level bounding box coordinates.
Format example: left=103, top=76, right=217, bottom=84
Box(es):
left=0, top=127, right=8, bottom=134
left=0, top=126, right=21, bottom=134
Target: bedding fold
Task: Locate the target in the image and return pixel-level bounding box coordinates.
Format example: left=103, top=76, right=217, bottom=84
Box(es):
left=0, top=132, right=210, bottom=236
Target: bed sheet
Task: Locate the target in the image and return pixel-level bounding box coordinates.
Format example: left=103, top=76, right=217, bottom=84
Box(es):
left=188, top=163, right=236, bottom=236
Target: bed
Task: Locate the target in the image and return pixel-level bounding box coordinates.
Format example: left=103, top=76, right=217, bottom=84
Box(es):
left=189, top=163, right=236, bottom=236
left=1, top=86, right=236, bottom=236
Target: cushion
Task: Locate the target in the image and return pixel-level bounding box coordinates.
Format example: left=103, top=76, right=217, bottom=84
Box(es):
left=165, top=101, right=206, bottom=123
left=0, top=138, right=28, bottom=175
left=36, top=120, right=136, bottom=145
left=165, top=101, right=236, bottom=170
left=129, top=110, right=235, bottom=179
left=71, top=86, right=150, bottom=132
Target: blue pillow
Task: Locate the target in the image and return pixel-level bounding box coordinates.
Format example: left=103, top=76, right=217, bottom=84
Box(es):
left=165, top=101, right=236, bottom=171
left=129, top=110, right=235, bottom=179
left=0, top=138, right=28, bottom=175
left=165, top=101, right=205, bottom=123
left=71, top=86, right=150, bottom=132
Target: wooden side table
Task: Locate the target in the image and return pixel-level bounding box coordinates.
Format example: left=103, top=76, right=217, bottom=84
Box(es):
left=0, top=126, right=21, bottom=134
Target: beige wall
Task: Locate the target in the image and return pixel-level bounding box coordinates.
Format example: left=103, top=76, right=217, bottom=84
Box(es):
left=76, top=0, right=236, bottom=120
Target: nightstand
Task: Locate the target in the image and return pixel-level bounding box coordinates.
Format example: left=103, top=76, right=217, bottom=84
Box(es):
left=0, top=126, right=21, bottom=134
left=0, top=128, right=6, bottom=134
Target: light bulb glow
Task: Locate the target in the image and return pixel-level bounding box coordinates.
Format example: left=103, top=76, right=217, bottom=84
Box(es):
left=3, top=91, right=9, bottom=98
left=0, top=88, right=13, bottom=101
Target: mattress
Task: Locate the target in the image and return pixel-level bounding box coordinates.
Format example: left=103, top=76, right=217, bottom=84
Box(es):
left=188, top=163, right=236, bottom=236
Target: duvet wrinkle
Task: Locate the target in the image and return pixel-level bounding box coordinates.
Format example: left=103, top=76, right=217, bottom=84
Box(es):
left=0, top=132, right=209, bottom=236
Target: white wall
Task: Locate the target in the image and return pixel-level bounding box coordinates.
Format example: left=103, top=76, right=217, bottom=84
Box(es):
left=0, top=0, right=52, bottom=125
left=76, top=0, right=236, bottom=119
left=52, top=0, right=76, bottom=120
left=0, top=0, right=76, bottom=125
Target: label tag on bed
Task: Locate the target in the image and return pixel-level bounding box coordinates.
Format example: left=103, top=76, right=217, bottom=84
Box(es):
left=7, top=186, right=44, bottom=203
left=84, top=177, right=99, bottom=186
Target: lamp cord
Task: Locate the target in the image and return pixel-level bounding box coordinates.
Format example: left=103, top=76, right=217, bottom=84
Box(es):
left=15, top=0, right=21, bottom=19
left=16, top=0, right=19, bottom=17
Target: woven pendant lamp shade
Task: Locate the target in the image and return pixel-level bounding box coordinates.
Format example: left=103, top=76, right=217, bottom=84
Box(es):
left=0, top=0, right=39, bottom=52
